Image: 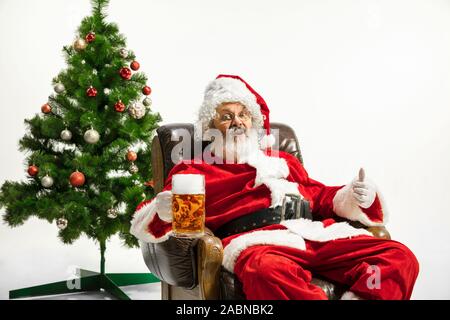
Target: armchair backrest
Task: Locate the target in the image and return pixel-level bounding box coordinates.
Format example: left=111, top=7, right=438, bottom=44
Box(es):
left=151, top=122, right=303, bottom=193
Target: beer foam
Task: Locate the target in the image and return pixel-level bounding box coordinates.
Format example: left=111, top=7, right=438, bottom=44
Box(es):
left=172, top=174, right=205, bottom=194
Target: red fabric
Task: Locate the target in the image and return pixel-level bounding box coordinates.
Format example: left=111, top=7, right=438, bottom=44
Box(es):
left=147, top=213, right=172, bottom=239
left=135, top=199, right=152, bottom=212
left=139, top=150, right=385, bottom=238
left=141, top=150, right=357, bottom=234
left=234, top=236, right=419, bottom=300
left=361, top=195, right=384, bottom=223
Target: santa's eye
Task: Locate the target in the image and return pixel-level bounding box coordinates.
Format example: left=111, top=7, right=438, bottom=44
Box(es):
left=239, top=112, right=251, bottom=121
left=220, top=114, right=233, bottom=121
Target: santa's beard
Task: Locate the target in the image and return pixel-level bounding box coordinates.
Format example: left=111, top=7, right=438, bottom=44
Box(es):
left=208, top=127, right=261, bottom=164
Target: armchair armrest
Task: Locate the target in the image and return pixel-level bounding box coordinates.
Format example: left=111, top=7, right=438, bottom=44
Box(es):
left=197, top=229, right=223, bottom=300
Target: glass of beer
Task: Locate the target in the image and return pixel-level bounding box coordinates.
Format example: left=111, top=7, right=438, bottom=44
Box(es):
left=172, top=174, right=205, bottom=238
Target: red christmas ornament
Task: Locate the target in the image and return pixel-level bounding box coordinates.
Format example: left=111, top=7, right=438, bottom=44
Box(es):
left=86, top=86, right=97, bottom=97
left=70, top=171, right=85, bottom=187
left=85, top=32, right=96, bottom=43
left=41, top=103, right=52, bottom=114
left=114, top=100, right=126, bottom=112
left=27, top=165, right=39, bottom=176
left=119, top=67, right=132, bottom=80
left=142, top=86, right=152, bottom=95
left=126, top=150, right=137, bottom=162
left=130, top=61, right=140, bottom=71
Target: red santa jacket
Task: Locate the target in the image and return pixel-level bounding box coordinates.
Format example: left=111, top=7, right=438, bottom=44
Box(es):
left=130, top=150, right=387, bottom=259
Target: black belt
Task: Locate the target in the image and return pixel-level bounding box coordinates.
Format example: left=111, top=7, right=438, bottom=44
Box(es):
left=214, top=194, right=311, bottom=239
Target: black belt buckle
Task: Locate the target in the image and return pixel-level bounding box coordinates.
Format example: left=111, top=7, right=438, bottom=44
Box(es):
left=281, top=193, right=302, bottom=221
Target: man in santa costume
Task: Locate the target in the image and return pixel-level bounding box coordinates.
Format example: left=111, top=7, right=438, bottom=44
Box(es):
left=131, top=74, right=419, bottom=300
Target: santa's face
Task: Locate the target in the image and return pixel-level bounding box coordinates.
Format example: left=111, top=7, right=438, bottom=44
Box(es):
left=210, top=103, right=259, bottom=163
left=213, top=102, right=253, bottom=136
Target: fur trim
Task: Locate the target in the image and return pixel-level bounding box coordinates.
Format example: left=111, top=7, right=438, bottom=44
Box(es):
left=130, top=201, right=172, bottom=243
left=281, top=218, right=372, bottom=242
left=247, top=150, right=289, bottom=184
left=332, top=183, right=386, bottom=227
left=246, top=150, right=301, bottom=207
left=198, top=77, right=264, bottom=133
left=261, top=178, right=300, bottom=208
left=341, top=291, right=364, bottom=300
left=222, top=229, right=306, bottom=273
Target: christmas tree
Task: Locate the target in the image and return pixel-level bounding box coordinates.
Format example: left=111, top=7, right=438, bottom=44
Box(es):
left=0, top=0, right=160, bottom=299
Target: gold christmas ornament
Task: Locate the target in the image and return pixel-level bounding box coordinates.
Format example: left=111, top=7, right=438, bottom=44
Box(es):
left=73, top=38, right=87, bottom=51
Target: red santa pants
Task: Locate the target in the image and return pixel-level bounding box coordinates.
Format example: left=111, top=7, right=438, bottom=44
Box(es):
left=233, top=235, right=419, bottom=300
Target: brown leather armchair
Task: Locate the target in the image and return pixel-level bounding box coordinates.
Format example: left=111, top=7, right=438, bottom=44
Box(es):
left=140, top=123, right=391, bottom=300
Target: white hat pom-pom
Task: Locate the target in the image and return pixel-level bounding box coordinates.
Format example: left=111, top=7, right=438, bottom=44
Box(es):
left=260, top=134, right=275, bottom=149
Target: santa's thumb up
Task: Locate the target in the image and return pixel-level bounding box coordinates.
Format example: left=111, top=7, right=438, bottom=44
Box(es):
left=358, top=167, right=365, bottom=182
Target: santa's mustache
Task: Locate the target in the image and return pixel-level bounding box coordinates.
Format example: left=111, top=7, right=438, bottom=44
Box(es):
left=227, top=126, right=246, bottom=137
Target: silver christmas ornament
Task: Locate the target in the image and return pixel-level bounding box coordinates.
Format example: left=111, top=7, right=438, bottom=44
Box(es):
left=119, top=48, right=129, bottom=58
left=103, top=88, right=111, bottom=95
left=54, top=83, right=65, bottom=93
left=92, top=69, right=97, bottom=75
left=81, top=60, right=86, bottom=65
left=41, top=175, right=54, bottom=188
left=129, top=163, right=139, bottom=174
left=143, top=97, right=152, bottom=107
left=60, top=129, right=72, bottom=141
left=56, top=217, right=68, bottom=230
left=84, top=128, right=100, bottom=144
left=128, top=101, right=146, bottom=119
left=107, top=208, right=118, bottom=219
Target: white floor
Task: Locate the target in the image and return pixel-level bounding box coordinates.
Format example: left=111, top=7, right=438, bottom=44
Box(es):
left=0, top=218, right=163, bottom=300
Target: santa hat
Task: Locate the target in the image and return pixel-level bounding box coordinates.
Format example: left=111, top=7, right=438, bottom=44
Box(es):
left=198, top=74, right=275, bottom=149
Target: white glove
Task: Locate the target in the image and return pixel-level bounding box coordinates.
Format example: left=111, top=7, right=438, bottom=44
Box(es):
left=154, top=190, right=173, bottom=222
left=351, top=168, right=376, bottom=209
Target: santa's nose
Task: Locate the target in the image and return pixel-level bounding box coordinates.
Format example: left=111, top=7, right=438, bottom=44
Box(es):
left=231, top=117, right=244, bottom=127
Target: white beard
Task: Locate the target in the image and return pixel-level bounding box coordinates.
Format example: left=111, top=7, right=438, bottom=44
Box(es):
left=209, top=127, right=261, bottom=164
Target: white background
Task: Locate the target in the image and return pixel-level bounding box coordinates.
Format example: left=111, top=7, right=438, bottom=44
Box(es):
left=1, top=0, right=450, bottom=299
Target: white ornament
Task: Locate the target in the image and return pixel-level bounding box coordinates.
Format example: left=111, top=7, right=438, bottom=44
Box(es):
left=119, top=48, right=128, bottom=58
left=128, top=101, right=146, bottom=119
left=54, top=83, right=65, bottom=93
left=56, top=218, right=68, bottom=230
left=92, top=69, right=97, bottom=75
left=143, top=97, right=152, bottom=107
left=129, top=163, right=139, bottom=174
left=84, top=128, right=100, bottom=144
left=60, top=129, right=72, bottom=141
left=81, top=60, right=86, bottom=65
left=41, top=175, right=54, bottom=188
left=107, top=208, right=118, bottom=219
left=103, top=88, right=111, bottom=95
